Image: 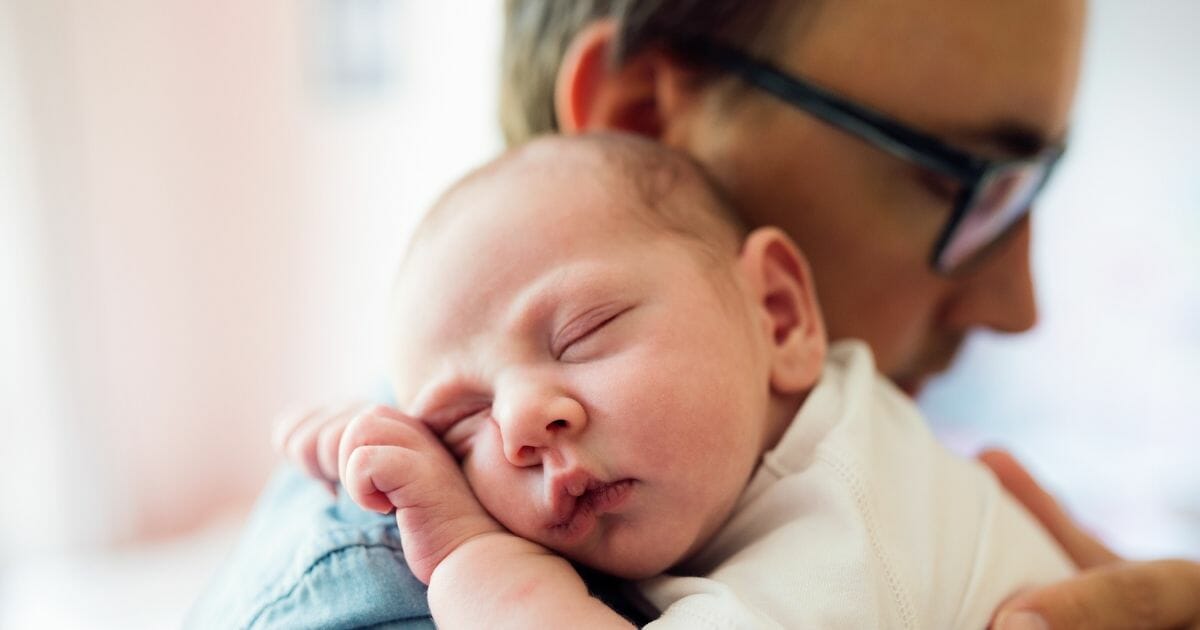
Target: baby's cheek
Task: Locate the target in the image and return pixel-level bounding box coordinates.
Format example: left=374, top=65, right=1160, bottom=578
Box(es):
left=460, top=438, right=538, bottom=538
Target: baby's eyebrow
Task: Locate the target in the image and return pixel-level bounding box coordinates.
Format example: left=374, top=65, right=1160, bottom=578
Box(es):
left=500, top=267, right=573, bottom=334
left=500, top=263, right=623, bottom=338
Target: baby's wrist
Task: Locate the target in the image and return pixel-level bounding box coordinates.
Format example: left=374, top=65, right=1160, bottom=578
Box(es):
left=435, top=528, right=537, bottom=574
left=428, top=530, right=581, bottom=625
left=431, top=528, right=551, bottom=585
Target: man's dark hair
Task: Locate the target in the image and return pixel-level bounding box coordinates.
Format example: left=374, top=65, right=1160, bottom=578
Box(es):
left=500, top=0, right=810, bottom=147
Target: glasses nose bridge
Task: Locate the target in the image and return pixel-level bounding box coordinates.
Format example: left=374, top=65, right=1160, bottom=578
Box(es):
left=493, top=370, right=587, bottom=466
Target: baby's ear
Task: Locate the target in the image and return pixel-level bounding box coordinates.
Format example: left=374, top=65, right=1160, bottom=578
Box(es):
left=737, top=227, right=827, bottom=394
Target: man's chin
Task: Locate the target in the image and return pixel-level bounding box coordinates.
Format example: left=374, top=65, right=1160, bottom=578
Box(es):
left=890, top=336, right=965, bottom=398
left=895, top=377, right=928, bottom=398
left=891, top=355, right=958, bottom=398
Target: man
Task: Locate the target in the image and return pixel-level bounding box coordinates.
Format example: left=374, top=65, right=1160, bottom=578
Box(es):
left=499, top=3, right=1200, bottom=628
left=189, top=1, right=1200, bottom=627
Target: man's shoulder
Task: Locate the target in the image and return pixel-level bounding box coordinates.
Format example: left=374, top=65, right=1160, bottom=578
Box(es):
left=186, top=466, right=434, bottom=629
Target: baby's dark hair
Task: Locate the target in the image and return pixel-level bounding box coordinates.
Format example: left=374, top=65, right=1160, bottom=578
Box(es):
left=412, top=133, right=748, bottom=266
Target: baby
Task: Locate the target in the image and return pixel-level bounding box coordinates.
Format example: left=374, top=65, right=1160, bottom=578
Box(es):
left=281, top=133, right=1073, bottom=627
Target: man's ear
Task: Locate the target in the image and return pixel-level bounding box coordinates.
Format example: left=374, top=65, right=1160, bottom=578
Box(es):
left=738, top=227, right=827, bottom=394
left=554, top=19, right=696, bottom=138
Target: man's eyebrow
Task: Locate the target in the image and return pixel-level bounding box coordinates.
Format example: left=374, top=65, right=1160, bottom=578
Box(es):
left=954, top=120, right=1065, bottom=158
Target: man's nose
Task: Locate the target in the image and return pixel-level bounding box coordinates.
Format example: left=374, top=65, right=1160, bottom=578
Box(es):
left=492, top=378, right=588, bottom=467
left=943, top=214, right=1039, bottom=334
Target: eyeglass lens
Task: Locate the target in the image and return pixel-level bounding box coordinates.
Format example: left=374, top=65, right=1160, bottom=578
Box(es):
left=938, top=160, right=1050, bottom=272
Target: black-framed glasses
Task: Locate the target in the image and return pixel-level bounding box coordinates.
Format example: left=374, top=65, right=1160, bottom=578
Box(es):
left=681, top=40, right=1065, bottom=275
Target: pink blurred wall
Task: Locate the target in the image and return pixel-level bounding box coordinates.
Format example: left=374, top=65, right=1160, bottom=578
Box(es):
left=5, top=0, right=503, bottom=549
left=12, top=0, right=313, bottom=542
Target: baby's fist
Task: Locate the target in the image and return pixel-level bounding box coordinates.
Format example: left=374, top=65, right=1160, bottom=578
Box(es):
left=338, top=408, right=501, bottom=582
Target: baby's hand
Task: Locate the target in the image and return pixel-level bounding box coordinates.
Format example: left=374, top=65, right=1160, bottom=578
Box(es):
left=272, top=402, right=377, bottom=490
left=338, top=407, right=504, bottom=583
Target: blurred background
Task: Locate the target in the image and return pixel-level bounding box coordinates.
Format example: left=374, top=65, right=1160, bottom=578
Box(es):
left=0, top=0, right=1196, bottom=627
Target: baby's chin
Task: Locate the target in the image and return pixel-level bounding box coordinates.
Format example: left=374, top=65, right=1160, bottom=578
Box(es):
left=562, top=546, right=679, bottom=581
left=549, top=524, right=702, bottom=580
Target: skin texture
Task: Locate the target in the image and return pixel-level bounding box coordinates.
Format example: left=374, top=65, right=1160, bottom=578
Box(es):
left=556, top=0, right=1084, bottom=395
left=383, top=139, right=824, bottom=579
left=275, top=137, right=831, bottom=628
left=273, top=2, right=1200, bottom=625
left=546, top=2, right=1200, bottom=627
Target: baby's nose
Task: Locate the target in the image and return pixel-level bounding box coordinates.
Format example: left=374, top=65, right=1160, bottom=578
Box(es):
left=494, top=388, right=587, bottom=467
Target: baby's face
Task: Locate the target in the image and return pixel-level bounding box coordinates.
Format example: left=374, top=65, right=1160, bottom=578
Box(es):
left=390, top=177, right=775, bottom=578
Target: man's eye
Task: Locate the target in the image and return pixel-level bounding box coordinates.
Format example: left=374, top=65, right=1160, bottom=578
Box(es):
left=915, top=169, right=960, bottom=203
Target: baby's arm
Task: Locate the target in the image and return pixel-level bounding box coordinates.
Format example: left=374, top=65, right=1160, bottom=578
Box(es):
left=288, top=406, right=633, bottom=629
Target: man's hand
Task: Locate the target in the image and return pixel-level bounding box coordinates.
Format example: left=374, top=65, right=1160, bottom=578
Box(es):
left=338, top=406, right=503, bottom=584
left=980, top=449, right=1200, bottom=630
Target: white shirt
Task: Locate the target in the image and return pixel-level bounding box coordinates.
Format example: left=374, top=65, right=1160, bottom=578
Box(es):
left=640, top=341, right=1074, bottom=629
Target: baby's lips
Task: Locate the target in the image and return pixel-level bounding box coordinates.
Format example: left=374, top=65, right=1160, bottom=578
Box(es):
left=546, top=468, right=598, bottom=527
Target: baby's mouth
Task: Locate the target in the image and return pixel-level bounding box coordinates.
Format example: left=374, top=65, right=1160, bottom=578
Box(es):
left=547, top=473, right=636, bottom=535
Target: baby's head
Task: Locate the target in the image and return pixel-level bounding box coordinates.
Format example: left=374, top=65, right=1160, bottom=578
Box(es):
left=390, top=134, right=826, bottom=578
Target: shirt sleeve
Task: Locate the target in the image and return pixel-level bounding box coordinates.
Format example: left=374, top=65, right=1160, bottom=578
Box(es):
left=185, top=466, right=435, bottom=629
left=642, top=577, right=784, bottom=630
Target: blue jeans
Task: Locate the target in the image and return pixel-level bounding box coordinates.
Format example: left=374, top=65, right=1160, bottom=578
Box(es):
left=188, top=466, right=649, bottom=629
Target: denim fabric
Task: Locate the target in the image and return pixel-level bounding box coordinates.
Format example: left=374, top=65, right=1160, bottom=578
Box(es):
left=187, top=466, right=435, bottom=629
left=188, top=466, right=652, bottom=628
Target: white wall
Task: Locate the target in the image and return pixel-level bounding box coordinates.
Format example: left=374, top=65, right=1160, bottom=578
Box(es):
left=0, top=0, right=93, bottom=554
left=921, top=0, right=1200, bottom=559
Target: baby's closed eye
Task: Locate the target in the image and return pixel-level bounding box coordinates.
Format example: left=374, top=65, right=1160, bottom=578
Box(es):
left=555, top=304, right=634, bottom=362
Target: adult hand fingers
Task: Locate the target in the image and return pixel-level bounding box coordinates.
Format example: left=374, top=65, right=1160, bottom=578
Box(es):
left=992, top=559, right=1200, bottom=630
left=978, top=448, right=1119, bottom=568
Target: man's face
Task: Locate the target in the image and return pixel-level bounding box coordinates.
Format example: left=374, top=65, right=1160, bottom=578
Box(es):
left=390, top=172, right=774, bottom=578
left=671, top=0, right=1086, bottom=395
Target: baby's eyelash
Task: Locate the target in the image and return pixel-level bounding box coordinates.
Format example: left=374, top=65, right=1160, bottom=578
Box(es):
left=553, top=306, right=630, bottom=359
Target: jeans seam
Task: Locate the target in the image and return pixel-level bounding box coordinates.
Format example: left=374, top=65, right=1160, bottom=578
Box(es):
left=244, top=542, right=424, bottom=630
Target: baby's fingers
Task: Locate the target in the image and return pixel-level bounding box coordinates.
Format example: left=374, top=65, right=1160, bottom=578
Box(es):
left=344, top=444, right=420, bottom=514
left=274, top=402, right=367, bottom=484
left=314, top=409, right=361, bottom=484
left=337, top=407, right=432, bottom=487
left=273, top=405, right=337, bottom=482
